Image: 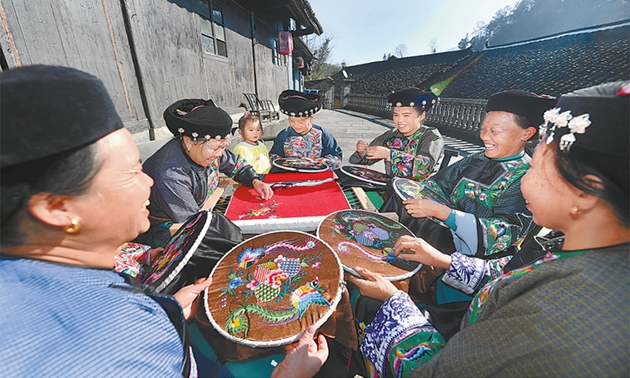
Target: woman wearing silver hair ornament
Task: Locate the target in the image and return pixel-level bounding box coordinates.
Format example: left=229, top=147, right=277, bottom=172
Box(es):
left=345, top=81, right=629, bottom=377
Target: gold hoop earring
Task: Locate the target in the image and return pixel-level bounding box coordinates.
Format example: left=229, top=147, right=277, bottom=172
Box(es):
left=65, top=219, right=82, bottom=234
left=570, top=206, right=580, bottom=215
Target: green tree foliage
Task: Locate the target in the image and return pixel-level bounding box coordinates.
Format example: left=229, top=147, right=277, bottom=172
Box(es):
left=460, top=0, right=629, bottom=51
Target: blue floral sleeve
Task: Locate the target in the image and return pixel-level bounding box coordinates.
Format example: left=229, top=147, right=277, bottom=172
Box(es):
left=360, top=292, right=445, bottom=377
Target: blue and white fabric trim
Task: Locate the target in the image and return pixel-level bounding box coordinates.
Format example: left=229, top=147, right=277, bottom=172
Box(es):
left=443, top=252, right=487, bottom=294
left=360, top=292, right=428, bottom=376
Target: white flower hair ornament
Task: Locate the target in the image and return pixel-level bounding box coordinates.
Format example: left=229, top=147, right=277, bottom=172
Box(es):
left=539, top=107, right=591, bottom=152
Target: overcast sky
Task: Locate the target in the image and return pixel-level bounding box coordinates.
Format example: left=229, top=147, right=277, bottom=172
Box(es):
left=305, top=0, right=521, bottom=66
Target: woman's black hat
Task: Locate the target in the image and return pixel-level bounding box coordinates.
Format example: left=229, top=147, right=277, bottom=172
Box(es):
left=278, top=90, right=322, bottom=117
left=1, top=65, right=123, bottom=169
left=486, top=90, right=558, bottom=127
left=539, top=81, right=629, bottom=195
left=164, top=99, right=233, bottom=140
left=387, top=87, right=438, bottom=112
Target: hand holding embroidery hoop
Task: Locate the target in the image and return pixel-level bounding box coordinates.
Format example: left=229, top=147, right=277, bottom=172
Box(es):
left=317, top=210, right=421, bottom=281
left=203, top=231, right=343, bottom=348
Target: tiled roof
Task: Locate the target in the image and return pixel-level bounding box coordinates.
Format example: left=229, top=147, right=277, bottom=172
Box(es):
left=337, top=23, right=629, bottom=100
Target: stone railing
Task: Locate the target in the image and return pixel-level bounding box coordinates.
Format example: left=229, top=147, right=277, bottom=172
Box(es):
left=345, top=94, right=487, bottom=141
left=345, top=94, right=391, bottom=118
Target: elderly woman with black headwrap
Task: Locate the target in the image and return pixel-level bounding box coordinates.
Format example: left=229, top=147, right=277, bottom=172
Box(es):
left=137, top=99, right=274, bottom=247
left=346, top=81, right=630, bottom=378
left=0, top=66, right=215, bottom=376
left=349, top=87, right=444, bottom=181
left=376, top=91, right=557, bottom=308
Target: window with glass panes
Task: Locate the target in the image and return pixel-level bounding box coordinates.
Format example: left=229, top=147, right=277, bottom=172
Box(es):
left=198, top=1, right=227, bottom=57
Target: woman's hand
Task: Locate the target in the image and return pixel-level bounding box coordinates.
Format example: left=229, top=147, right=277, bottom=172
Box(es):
left=346, top=267, right=399, bottom=302
left=271, top=326, right=329, bottom=378
left=394, top=235, right=452, bottom=269
left=172, top=276, right=212, bottom=319
left=366, top=146, right=390, bottom=160
left=356, top=140, right=369, bottom=155
left=253, top=179, right=274, bottom=200
left=403, top=199, right=451, bottom=221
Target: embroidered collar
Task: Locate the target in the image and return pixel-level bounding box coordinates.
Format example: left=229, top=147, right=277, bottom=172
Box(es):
left=493, top=151, right=524, bottom=162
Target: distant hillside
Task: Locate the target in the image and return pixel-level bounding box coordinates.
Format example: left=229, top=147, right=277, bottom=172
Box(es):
left=463, top=0, right=629, bottom=50
left=318, top=23, right=629, bottom=101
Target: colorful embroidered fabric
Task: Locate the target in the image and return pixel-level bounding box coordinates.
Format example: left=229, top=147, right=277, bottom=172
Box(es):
left=348, top=127, right=443, bottom=181
left=205, top=231, right=343, bottom=347
left=340, top=166, right=389, bottom=186
left=389, top=327, right=446, bottom=378
left=423, top=153, right=533, bottom=256
left=225, top=171, right=350, bottom=225
left=142, top=211, right=208, bottom=289
left=113, top=242, right=152, bottom=280
left=318, top=210, right=420, bottom=280
left=442, top=252, right=512, bottom=295
left=359, top=292, right=440, bottom=377
left=269, top=125, right=342, bottom=170
left=468, top=250, right=587, bottom=324
left=272, top=157, right=329, bottom=172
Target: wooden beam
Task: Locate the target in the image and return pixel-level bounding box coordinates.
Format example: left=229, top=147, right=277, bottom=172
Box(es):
left=351, top=187, right=378, bottom=211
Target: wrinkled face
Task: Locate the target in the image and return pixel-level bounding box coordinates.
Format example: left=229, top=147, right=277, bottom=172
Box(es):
left=241, top=120, right=262, bottom=143
left=392, top=106, right=425, bottom=136
left=479, top=111, right=531, bottom=159
left=288, top=116, right=313, bottom=134
left=185, top=136, right=228, bottom=167
left=521, top=142, right=575, bottom=230
left=70, top=128, right=154, bottom=245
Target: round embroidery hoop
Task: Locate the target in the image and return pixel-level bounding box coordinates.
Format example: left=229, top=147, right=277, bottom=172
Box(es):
left=340, top=165, right=388, bottom=186
left=317, top=209, right=421, bottom=281
left=143, top=210, right=212, bottom=292
left=392, top=177, right=452, bottom=207
left=203, top=230, right=343, bottom=348
left=393, top=177, right=424, bottom=201
left=272, top=157, right=329, bottom=173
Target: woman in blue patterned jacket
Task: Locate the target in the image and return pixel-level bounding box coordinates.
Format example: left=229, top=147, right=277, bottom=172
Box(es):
left=0, top=65, right=321, bottom=378
left=269, top=90, right=342, bottom=169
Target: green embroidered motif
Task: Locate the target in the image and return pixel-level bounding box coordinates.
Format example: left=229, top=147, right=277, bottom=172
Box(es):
left=469, top=250, right=588, bottom=324
left=451, top=159, right=529, bottom=209
left=218, top=238, right=330, bottom=338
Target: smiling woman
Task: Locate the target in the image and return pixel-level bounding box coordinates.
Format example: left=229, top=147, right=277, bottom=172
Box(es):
left=379, top=89, right=558, bottom=307
left=136, top=98, right=274, bottom=248
left=0, top=65, right=213, bottom=376
left=349, top=86, right=445, bottom=181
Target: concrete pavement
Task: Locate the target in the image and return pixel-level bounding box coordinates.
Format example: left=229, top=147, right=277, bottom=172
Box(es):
left=137, top=109, right=484, bottom=166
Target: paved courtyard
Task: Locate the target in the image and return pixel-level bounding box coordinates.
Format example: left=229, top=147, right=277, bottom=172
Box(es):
left=137, top=108, right=484, bottom=166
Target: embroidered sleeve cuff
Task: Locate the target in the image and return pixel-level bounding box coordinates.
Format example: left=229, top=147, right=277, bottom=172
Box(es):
left=443, top=252, right=487, bottom=295
left=360, top=292, right=429, bottom=377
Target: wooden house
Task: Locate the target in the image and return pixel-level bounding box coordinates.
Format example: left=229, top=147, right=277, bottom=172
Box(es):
left=0, top=0, right=322, bottom=140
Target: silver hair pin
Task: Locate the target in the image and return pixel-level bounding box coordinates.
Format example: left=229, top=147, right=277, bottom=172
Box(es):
left=539, top=107, right=591, bottom=152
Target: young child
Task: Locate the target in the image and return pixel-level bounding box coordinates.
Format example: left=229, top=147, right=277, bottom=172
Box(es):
left=233, top=114, right=271, bottom=174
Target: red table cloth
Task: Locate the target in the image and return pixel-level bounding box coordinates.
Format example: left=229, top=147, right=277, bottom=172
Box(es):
left=225, top=171, right=351, bottom=234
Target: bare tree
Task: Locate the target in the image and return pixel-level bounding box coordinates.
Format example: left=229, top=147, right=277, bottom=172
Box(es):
left=394, top=44, right=407, bottom=58
left=305, top=35, right=341, bottom=80
left=428, top=38, right=438, bottom=54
